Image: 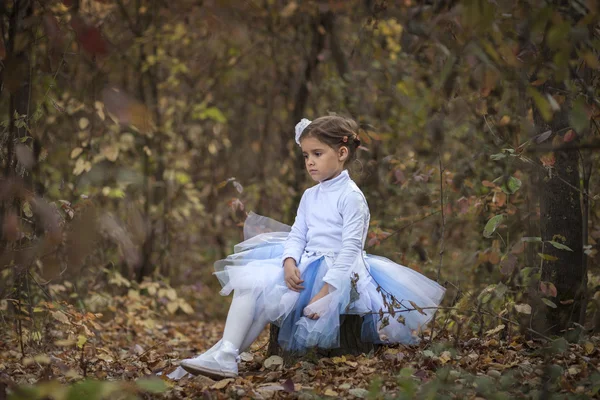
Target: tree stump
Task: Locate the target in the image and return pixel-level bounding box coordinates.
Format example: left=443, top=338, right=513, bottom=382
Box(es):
left=267, top=315, right=377, bottom=364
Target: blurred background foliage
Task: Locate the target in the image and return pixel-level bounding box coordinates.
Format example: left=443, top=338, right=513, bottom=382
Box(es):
left=1, top=0, right=600, bottom=364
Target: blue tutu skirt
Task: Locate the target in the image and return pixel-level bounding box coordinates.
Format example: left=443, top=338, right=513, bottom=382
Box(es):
left=214, top=213, right=445, bottom=352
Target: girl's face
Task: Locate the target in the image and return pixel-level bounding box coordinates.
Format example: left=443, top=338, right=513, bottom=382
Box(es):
left=300, top=136, right=348, bottom=182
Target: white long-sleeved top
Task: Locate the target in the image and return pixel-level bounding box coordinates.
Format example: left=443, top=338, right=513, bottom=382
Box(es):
left=282, top=170, right=370, bottom=290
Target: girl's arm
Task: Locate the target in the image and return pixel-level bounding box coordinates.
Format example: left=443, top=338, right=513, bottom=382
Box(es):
left=281, top=191, right=309, bottom=266
left=322, top=191, right=368, bottom=290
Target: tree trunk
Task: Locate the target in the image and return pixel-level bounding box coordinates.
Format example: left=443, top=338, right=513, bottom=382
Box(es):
left=267, top=315, right=376, bottom=364
left=534, top=86, right=584, bottom=334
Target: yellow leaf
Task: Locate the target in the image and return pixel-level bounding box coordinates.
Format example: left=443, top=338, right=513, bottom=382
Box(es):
left=332, top=356, right=346, bottom=364
left=143, top=319, right=156, bottom=329
left=73, top=158, right=92, bottom=176
left=514, top=303, right=531, bottom=314
left=179, top=301, right=194, bottom=315
left=70, top=147, right=83, bottom=159
left=51, top=310, right=70, bottom=325
left=211, top=378, right=234, bottom=390
left=77, top=334, right=87, bottom=349
left=324, top=389, right=339, bottom=397
left=95, top=101, right=105, bottom=121
left=54, top=339, right=75, bottom=347
left=79, top=117, right=89, bottom=130
left=584, top=341, right=594, bottom=355
left=22, top=357, right=34, bottom=366
left=485, top=324, right=505, bottom=336
left=165, top=288, right=178, bottom=301
left=439, top=351, right=451, bottom=364
left=166, top=301, right=178, bottom=314
left=33, top=354, right=51, bottom=364
left=97, top=353, right=113, bottom=362
left=102, top=145, right=119, bottom=162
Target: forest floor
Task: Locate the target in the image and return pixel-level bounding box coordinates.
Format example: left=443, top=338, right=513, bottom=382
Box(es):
left=1, top=287, right=600, bottom=399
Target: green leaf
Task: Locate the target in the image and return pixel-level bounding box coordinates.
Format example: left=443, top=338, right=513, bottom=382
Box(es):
left=500, top=176, right=522, bottom=194
left=67, top=380, right=104, bottom=400
left=483, top=214, right=504, bottom=238
left=528, top=87, right=552, bottom=121
left=198, top=107, right=227, bottom=124
left=490, top=153, right=506, bottom=161
left=550, top=337, right=569, bottom=355
left=538, top=253, right=558, bottom=261
left=547, top=241, right=573, bottom=252
left=135, top=377, right=168, bottom=394
left=522, top=237, right=542, bottom=243
left=570, top=98, right=588, bottom=133
left=494, top=282, right=508, bottom=298
left=542, top=298, right=557, bottom=308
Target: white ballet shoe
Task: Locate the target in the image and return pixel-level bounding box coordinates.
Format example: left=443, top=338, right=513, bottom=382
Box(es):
left=180, top=340, right=239, bottom=379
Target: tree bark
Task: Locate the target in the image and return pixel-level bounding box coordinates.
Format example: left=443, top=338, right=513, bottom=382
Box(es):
left=268, top=315, right=376, bottom=363
left=534, top=86, right=584, bottom=334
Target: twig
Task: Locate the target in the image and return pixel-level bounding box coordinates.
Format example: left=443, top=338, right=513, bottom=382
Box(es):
left=366, top=210, right=441, bottom=249
left=437, top=152, right=445, bottom=282
left=134, top=340, right=168, bottom=361
left=483, top=115, right=597, bottom=202
left=430, top=153, right=446, bottom=341
left=526, top=139, right=600, bottom=153
left=371, top=304, right=600, bottom=374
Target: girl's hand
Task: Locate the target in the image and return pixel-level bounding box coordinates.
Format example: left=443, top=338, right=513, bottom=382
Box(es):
left=304, top=283, right=330, bottom=319
left=284, top=258, right=304, bottom=292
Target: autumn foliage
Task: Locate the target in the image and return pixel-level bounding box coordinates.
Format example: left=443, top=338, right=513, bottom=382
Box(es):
left=1, top=0, right=600, bottom=398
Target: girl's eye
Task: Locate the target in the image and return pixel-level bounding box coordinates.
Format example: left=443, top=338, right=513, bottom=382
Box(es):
left=315, top=152, right=321, bottom=157
left=303, top=155, right=308, bottom=160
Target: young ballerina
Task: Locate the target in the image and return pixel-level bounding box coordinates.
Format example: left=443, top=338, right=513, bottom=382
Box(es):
left=167, top=115, right=445, bottom=380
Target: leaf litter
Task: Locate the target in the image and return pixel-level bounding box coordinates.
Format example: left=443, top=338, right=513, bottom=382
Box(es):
left=1, top=287, right=599, bottom=399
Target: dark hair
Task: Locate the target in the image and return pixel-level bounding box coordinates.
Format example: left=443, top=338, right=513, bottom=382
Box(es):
left=300, top=115, right=361, bottom=165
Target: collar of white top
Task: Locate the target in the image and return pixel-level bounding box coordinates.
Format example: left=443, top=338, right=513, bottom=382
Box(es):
left=319, top=169, right=350, bottom=192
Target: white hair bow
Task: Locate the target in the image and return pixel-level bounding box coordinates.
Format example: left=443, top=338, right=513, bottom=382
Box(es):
left=294, top=118, right=312, bottom=146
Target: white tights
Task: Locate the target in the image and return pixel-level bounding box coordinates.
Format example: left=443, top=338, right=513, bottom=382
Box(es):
left=220, top=289, right=269, bottom=352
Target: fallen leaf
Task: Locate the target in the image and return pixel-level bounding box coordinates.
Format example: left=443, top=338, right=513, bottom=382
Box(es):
left=349, top=388, right=369, bottom=398
left=514, top=303, right=531, bottom=314
left=211, top=378, right=234, bottom=390
left=282, top=378, right=295, bottom=393
left=51, top=310, right=70, bottom=324
left=263, top=355, right=283, bottom=370
left=485, top=324, right=505, bottom=336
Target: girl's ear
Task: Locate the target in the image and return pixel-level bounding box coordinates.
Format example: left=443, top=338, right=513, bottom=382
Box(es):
left=338, top=146, right=349, bottom=162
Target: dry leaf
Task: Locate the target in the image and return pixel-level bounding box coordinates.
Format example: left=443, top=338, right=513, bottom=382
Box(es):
left=211, top=378, right=234, bottom=390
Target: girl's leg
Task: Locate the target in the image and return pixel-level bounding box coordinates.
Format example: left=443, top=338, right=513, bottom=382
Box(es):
left=179, top=289, right=259, bottom=378
left=239, top=310, right=269, bottom=352
left=221, top=289, right=257, bottom=349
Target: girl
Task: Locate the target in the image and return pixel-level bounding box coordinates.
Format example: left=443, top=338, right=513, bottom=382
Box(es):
left=167, top=115, right=445, bottom=380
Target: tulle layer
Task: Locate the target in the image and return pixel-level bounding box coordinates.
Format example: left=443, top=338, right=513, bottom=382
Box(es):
left=213, top=213, right=446, bottom=351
